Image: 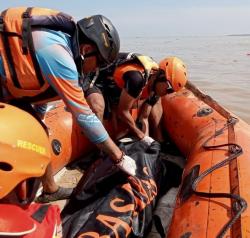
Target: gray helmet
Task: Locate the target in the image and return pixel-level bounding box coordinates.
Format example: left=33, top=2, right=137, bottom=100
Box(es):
left=77, top=15, right=120, bottom=65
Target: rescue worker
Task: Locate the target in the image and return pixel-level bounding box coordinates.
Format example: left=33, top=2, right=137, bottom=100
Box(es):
left=0, top=103, right=61, bottom=237
left=0, top=7, right=136, bottom=203
left=83, top=53, right=188, bottom=142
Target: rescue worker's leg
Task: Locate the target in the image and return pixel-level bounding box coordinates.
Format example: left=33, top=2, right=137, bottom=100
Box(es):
left=37, top=164, right=73, bottom=203
left=40, top=163, right=59, bottom=193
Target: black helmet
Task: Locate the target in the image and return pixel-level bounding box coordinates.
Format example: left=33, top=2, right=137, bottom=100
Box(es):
left=77, top=15, right=120, bottom=65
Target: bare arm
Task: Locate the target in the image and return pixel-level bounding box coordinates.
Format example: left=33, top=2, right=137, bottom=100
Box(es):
left=96, top=137, right=123, bottom=162
left=35, top=43, right=125, bottom=165
left=138, top=94, right=160, bottom=134
left=118, top=89, right=145, bottom=139
left=138, top=101, right=153, bottom=135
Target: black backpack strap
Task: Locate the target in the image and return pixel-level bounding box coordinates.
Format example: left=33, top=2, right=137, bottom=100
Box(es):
left=31, top=204, right=51, bottom=223
left=22, top=86, right=58, bottom=103
left=22, top=7, right=45, bottom=87
left=71, top=25, right=84, bottom=87
left=21, top=8, right=31, bottom=55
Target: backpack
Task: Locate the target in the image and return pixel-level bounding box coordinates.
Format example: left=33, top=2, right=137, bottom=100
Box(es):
left=0, top=7, right=82, bottom=101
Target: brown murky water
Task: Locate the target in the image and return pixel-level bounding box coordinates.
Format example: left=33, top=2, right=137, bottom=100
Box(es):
left=122, top=35, right=250, bottom=123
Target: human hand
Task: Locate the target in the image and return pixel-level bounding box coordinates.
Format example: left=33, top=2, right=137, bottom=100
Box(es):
left=141, top=135, right=155, bottom=146
left=116, top=155, right=137, bottom=176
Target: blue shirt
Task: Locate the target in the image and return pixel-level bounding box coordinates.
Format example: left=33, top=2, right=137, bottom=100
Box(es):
left=0, top=29, right=108, bottom=144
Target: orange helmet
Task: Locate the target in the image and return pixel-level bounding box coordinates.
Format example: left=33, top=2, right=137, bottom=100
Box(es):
left=0, top=103, right=51, bottom=199
left=158, top=56, right=187, bottom=92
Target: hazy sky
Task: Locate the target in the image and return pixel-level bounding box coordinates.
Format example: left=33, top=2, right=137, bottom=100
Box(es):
left=0, top=0, right=250, bottom=37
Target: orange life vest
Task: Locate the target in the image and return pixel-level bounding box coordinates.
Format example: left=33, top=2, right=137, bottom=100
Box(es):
left=113, top=62, right=150, bottom=99
left=0, top=7, right=81, bottom=101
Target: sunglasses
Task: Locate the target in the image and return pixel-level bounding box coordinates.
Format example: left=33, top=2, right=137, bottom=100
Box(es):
left=82, top=50, right=98, bottom=59
left=82, top=50, right=108, bottom=69
left=83, top=50, right=106, bottom=64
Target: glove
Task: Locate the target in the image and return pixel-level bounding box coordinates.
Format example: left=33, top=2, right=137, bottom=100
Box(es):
left=141, top=135, right=155, bottom=146
left=117, top=155, right=137, bottom=176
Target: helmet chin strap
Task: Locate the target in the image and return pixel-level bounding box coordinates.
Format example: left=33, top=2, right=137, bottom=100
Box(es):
left=146, top=72, right=157, bottom=94
left=81, top=67, right=100, bottom=92
left=152, top=79, right=157, bottom=93
left=151, top=76, right=174, bottom=95
left=151, top=74, right=165, bottom=93
left=89, top=67, right=100, bottom=88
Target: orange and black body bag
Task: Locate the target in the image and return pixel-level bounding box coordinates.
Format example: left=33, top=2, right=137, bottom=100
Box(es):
left=0, top=7, right=82, bottom=102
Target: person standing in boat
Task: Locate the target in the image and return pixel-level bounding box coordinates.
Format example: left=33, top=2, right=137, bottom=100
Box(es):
left=0, top=7, right=136, bottom=203
left=83, top=52, right=188, bottom=142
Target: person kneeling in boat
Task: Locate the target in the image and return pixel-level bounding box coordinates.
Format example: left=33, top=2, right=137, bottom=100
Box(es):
left=0, top=104, right=61, bottom=237
left=0, top=7, right=136, bottom=203
left=83, top=53, right=188, bottom=144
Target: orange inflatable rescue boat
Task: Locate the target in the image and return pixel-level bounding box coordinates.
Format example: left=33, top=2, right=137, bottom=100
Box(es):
left=42, top=83, right=250, bottom=238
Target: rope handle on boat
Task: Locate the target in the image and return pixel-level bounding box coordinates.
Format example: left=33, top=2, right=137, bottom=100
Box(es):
left=191, top=117, right=247, bottom=238
left=185, top=81, right=247, bottom=237
left=185, top=81, right=231, bottom=120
